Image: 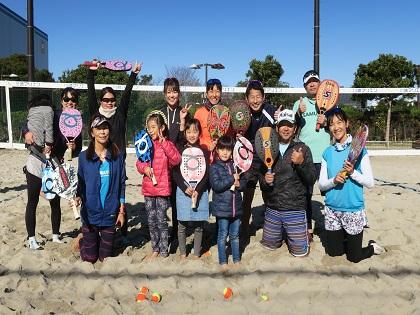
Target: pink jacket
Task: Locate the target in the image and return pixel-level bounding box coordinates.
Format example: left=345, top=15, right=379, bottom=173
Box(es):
left=136, top=139, right=181, bottom=197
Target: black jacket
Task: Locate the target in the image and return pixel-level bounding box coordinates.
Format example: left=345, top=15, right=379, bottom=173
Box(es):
left=87, top=69, right=137, bottom=155
left=259, top=140, right=316, bottom=211
left=156, top=104, right=190, bottom=144
left=209, top=159, right=247, bottom=218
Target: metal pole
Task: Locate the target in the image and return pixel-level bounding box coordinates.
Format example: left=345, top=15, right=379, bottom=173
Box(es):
left=205, top=64, right=208, bottom=84
left=416, top=65, right=420, bottom=108
left=27, top=0, right=35, bottom=82
left=5, top=84, right=13, bottom=147
left=314, top=0, right=320, bottom=75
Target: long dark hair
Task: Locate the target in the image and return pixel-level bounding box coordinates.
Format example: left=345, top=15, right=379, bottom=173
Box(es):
left=86, top=114, right=120, bottom=160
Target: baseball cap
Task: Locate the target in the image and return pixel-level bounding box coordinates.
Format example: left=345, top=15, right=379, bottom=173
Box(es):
left=275, top=109, right=296, bottom=125
left=303, top=70, right=320, bottom=85
left=90, top=115, right=109, bottom=129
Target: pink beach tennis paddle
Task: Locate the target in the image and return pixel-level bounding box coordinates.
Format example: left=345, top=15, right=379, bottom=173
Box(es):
left=180, top=147, right=206, bottom=209
left=59, top=108, right=82, bottom=161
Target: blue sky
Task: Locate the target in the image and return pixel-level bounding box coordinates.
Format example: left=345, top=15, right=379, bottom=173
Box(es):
left=2, top=0, right=420, bottom=87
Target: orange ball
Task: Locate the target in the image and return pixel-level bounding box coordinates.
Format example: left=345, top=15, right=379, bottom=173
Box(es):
left=136, top=293, right=147, bottom=302
left=140, top=286, right=149, bottom=294
left=223, top=287, right=233, bottom=299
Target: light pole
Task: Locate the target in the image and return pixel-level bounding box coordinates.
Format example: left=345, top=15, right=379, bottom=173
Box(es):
left=189, top=63, right=225, bottom=85
left=416, top=65, right=420, bottom=108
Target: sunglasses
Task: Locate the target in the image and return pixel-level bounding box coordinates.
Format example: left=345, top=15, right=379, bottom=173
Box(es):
left=101, top=98, right=116, bottom=103
left=62, top=96, right=78, bottom=103
left=206, top=78, right=221, bottom=86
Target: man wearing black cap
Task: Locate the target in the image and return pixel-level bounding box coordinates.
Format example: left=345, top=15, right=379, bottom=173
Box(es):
left=293, top=70, right=330, bottom=240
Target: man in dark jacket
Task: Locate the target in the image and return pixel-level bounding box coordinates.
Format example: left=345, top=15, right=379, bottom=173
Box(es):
left=259, top=109, right=316, bottom=257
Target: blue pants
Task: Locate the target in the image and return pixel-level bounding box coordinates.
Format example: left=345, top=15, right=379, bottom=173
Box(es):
left=217, top=217, right=241, bottom=264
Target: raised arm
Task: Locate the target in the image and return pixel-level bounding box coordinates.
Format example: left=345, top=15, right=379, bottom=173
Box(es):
left=118, top=62, right=142, bottom=118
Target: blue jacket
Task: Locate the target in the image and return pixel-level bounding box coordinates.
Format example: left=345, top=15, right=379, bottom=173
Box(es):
left=209, top=159, right=246, bottom=218
left=77, top=150, right=126, bottom=227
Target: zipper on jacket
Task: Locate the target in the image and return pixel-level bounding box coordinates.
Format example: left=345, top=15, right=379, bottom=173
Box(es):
left=227, top=162, right=236, bottom=217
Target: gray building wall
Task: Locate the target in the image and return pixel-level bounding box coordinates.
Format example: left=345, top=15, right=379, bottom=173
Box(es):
left=0, top=3, right=48, bottom=70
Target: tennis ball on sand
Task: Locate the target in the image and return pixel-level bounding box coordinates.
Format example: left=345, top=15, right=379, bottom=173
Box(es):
left=260, top=294, right=269, bottom=301
left=223, top=287, right=233, bottom=299
left=136, top=293, right=147, bottom=302
left=151, top=292, right=162, bottom=303
left=140, top=287, right=149, bottom=294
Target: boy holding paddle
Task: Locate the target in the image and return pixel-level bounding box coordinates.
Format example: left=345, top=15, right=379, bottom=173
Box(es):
left=293, top=70, right=331, bottom=239
left=259, top=109, right=316, bottom=256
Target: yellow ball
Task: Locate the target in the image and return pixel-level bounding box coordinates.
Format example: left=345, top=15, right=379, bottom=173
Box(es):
left=151, top=292, right=161, bottom=303
left=260, top=294, right=269, bottom=301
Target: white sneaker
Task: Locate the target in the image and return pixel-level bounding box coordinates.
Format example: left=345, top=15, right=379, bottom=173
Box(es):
left=52, top=234, right=63, bottom=244
left=369, top=240, right=386, bottom=255
left=27, top=237, right=42, bottom=250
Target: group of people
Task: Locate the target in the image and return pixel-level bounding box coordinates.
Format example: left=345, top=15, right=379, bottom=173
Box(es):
left=22, top=63, right=385, bottom=267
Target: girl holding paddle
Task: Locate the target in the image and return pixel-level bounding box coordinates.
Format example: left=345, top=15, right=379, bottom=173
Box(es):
left=173, top=109, right=210, bottom=259
left=75, top=114, right=126, bottom=263
left=210, top=135, right=247, bottom=270
left=136, top=111, right=181, bottom=258
left=319, top=108, right=385, bottom=262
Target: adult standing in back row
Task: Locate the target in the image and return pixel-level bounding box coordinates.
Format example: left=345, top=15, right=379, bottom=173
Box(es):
left=293, top=70, right=330, bottom=240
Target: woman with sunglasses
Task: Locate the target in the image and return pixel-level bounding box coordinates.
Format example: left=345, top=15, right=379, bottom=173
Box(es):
left=23, top=88, right=82, bottom=162
left=87, top=61, right=142, bottom=157
left=22, top=89, right=83, bottom=248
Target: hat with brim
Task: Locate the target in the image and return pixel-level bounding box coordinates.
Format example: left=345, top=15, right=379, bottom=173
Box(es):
left=91, top=116, right=110, bottom=129
left=303, top=70, right=320, bottom=85
left=275, top=109, right=296, bottom=125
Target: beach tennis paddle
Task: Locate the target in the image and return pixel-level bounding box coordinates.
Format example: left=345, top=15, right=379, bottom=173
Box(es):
left=230, top=136, right=253, bottom=191
left=134, top=129, right=157, bottom=185
left=255, top=127, right=279, bottom=186
left=180, top=147, right=206, bottom=209
left=59, top=108, right=83, bottom=161
left=52, top=162, right=80, bottom=220
left=83, top=60, right=132, bottom=71
left=207, top=105, right=231, bottom=141
left=230, top=100, right=251, bottom=135
left=315, top=79, right=340, bottom=131
left=340, top=124, right=369, bottom=178
left=41, top=154, right=57, bottom=200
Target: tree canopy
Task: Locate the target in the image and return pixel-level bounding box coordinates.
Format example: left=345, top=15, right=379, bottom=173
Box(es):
left=0, top=54, right=54, bottom=82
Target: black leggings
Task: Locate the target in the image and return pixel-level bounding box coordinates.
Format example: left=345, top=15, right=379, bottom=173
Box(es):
left=325, top=229, right=374, bottom=263
left=25, top=172, right=61, bottom=237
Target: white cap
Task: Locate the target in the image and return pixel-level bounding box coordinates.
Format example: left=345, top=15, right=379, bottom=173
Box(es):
left=275, top=109, right=295, bottom=125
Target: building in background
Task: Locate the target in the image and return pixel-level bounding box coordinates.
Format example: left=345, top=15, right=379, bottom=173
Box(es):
left=0, top=3, right=48, bottom=70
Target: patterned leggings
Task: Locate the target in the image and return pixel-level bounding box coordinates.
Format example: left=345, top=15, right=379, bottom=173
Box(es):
left=145, top=196, right=170, bottom=257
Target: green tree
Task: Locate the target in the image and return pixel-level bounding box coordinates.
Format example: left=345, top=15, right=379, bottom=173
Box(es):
left=352, top=54, right=416, bottom=146
left=237, top=55, right=295, bottom=107
left=0, top=54, right=54, bottom=81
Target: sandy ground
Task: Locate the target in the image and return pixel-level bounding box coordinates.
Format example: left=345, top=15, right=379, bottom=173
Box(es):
left=0, top=149, right=420, bottom=314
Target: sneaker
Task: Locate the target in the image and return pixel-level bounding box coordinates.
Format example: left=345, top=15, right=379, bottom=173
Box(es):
left=369, top=240, right=386, bottom=255
left=52, top=234, right=63, bottom=244
left=27, top=237, right=43, bottom=250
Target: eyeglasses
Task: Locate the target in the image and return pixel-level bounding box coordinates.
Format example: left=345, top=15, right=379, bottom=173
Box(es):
left=206, top=78, right=221, bottom=86
left=62, top=96, right=77, bottom=103
left=101, top=98, right=116, bottom=103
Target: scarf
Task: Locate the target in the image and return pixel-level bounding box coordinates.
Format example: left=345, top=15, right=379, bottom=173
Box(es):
left=99, top=106, right=117, bottom=119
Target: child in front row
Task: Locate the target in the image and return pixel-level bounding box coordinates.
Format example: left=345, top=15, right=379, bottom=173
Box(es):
left=136, top=111, right=181, bottom=258
left=210, top=135, right=247, bottom=270
left=173, top=107, right=210, bottom=258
